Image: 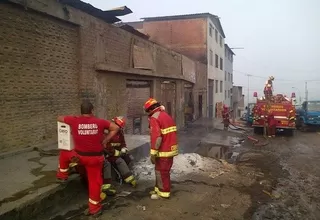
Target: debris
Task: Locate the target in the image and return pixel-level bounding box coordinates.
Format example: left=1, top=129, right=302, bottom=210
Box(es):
left=133, top=153, right=224, bottom=181
left=272, top=191, right=281, bottom=199
left=116, top=191, right=132, bottom=197
left=220, top=204, right=231, bottom=208
left=262, top=190, right=273, bottom=198
left=136, top=205, right=146, bottom=211
left=209, top=170, right=225, bottom=179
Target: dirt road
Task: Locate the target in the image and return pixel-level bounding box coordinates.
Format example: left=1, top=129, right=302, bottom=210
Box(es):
left=57, top=130, right=320, bottom=220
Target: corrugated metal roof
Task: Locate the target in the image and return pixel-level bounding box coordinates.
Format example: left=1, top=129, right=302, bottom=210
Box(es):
left=141, top=13, right=226, bottom=38
left=59, top=0, right=121, bottom=23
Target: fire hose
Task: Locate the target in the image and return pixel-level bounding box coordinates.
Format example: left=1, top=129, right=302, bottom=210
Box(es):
left=227, top=121, right=269, bottom=147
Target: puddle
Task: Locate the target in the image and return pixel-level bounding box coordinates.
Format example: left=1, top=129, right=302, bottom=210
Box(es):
left=195, top=137, right=242, bottom=163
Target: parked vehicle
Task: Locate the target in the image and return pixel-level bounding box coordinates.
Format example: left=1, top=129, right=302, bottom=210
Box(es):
left=252, top=93, right=296, bottom=136
left=296, top=101, right=320, bottom=130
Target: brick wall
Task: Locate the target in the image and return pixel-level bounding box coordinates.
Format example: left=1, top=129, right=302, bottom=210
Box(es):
left=142, top=19, right=208, bottom=63
left=1, top=0, right=203, bottom=152
left=0, top=3, right=79, bottom=152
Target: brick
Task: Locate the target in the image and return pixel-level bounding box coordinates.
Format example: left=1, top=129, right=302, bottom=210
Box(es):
left=0, top=3, right=79, bottom=152
left=143, top=19, right=208, bottom=63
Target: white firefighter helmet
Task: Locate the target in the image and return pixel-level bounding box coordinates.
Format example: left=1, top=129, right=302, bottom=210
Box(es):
left=269, top=76, right=274, bottom=81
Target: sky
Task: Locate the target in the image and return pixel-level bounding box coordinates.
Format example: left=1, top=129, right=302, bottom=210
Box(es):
left=84, top=0, right=320, bottom=103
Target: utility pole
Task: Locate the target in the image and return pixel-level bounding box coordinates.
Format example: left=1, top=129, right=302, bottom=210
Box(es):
left=246, top=74, right=251, bottom=107
left=305, top=81, right=308, bottom=101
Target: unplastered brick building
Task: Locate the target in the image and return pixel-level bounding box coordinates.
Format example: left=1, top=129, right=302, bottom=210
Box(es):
left=127, top=13, right=231, bottom=118
left=0, top=0, right=207, bottom=153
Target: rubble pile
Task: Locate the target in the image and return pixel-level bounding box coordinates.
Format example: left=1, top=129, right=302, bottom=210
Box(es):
left=133, top=153, right=229, bottom=181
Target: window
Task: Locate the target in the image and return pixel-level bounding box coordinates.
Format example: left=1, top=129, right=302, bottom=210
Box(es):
left=231, top=73, right=233, bottom=83
left=215, top=54, right=219, bottom=68
left=228, top=90, right=231, bottom=98
left=215, top=29, right=218, bottom=43
left=225, top=71, right=227, bottom=81
left=209, top=49, right=213, bottom=66
left=219, top=36, right=223, bottom=47
left=220, top=81, right=223, bottom=93
left=228, top=72, right=230, bottom=81
left=220, top=57, right=223, bottom=70
left=209, top=25, right=213, bottom=37
left=225, top=90, right=227, bottom=99
left=215, top=80, right=218, bottom=93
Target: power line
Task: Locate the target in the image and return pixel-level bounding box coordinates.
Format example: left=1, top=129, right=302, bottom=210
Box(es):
left=233, top=70, right=320, bottom=82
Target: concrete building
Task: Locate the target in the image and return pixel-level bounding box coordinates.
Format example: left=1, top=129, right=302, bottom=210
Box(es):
left=0, top=0, right=207, bottom=153
left=232, top=86, right=245, bottom=118
left=127, top=13, right=226, bottom=118
left=224, top=44, right=235, bottom=108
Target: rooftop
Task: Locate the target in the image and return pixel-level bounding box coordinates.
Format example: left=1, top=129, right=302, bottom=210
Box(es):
left=141, top=13, right=226, bottom=38
left=225, top=44, right=235, bottom=55
left=114, top=23, right=150, bottom=40
left=59, top=0, right=132, bottom=23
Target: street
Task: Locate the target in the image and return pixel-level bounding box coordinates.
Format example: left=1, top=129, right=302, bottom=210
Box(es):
left=46, top=129, right=320, bottom=220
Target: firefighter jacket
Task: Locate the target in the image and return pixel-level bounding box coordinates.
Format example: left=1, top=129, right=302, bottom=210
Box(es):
left=105, top=130, right=126, bottom=157
left=222, top=109, right=230, bottom=120
left=149, top=109, right=178, bottom=158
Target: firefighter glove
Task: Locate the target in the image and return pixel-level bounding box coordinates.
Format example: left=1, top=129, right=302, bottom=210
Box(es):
left=121, top=147, right=129, bottom=155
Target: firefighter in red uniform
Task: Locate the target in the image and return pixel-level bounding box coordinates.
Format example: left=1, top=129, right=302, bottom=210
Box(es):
left=264, top=76, right=274, bottom=99
left=56, top=100, right=119, bottom=217
left=143, top=98, right=178, bottom=200
left=103, top=116, right=137, bottom=189
left=222, top=105, right=231, bottom=130
left=267, top=112, right=276, bottom=137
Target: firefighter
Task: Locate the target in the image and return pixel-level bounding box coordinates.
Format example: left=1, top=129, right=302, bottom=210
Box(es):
left=143, top=98, right=178, bottom=200
left=56, top=100, right=119, bottom=217
left=267, top=112, right=276, bottom=137
left=103, top=116, right=137, bottom=189
left=264, top=76, right=274, bottom=99
left=222, top=105, right=230, bottom=130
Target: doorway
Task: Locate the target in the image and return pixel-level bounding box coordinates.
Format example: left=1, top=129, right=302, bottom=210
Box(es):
left=198, top=94, right=203, bottom=117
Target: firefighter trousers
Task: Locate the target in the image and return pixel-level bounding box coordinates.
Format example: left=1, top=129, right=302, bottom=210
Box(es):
left=56, top=150, right=104, bottom=215
left=104, top=156, right=135, bottom=184
left=154, top=157, right=174, bottom=198
left=103, top=159, right=112, bottom=185
left=57, top=150, right=87, bottom=180
left=268, top=125, right=276, bottom=136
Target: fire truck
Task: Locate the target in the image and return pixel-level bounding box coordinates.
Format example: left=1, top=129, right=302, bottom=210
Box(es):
left=252, top=93, right=296, bottom=136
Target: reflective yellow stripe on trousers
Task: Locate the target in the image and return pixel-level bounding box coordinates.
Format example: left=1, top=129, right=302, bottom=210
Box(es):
left=110, top=143, right=121, bottom=147
left=58, top=165, right=68, bottom=173
left=161, top=126, right=177, bottom=135
left=89, top=198, right=99, bottom=205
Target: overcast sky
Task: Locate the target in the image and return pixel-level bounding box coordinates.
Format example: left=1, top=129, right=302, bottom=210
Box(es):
left=84, top=0, right=320, bottom=103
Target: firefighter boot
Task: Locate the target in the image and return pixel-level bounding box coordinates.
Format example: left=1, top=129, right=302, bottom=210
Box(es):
left=84, top=209, right=103, bottom=218
left=130, top=179, right=137, bottom=188
left=101, top=184, right=116, bottom=196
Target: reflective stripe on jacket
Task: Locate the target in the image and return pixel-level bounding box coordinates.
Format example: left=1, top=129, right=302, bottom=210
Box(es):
left=105, top=131, right=126, bottom=156
left=149, top=110, right=178, bottom=158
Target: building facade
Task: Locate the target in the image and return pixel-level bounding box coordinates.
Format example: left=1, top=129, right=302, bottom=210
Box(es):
left=127, top=13, right=227, bottom=118
left=232, top=86, right=244, bottom=119
left=0, top=0, right=207, bottom=153
left=224, top=44, right=235, bottom=108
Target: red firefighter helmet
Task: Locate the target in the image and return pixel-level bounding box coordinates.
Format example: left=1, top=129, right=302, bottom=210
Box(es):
left=112, top=116, right=126, bottom=129
left=143, top=98, right=159, bottom=112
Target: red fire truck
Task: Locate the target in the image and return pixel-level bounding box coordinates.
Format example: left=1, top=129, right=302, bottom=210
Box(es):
left=251, top=92, right=296, bottom=136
